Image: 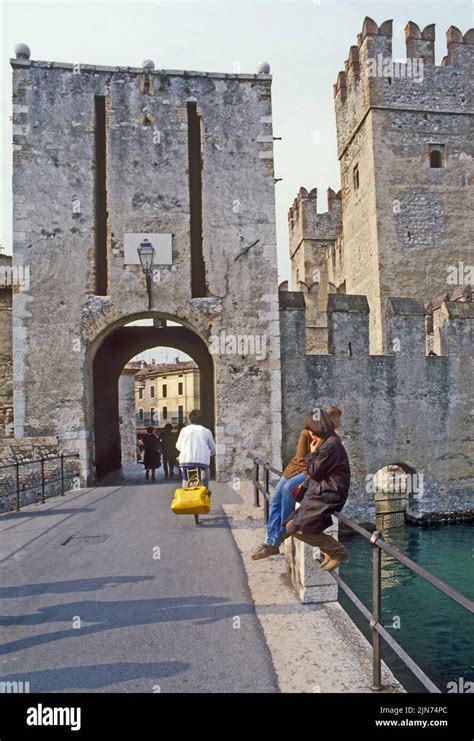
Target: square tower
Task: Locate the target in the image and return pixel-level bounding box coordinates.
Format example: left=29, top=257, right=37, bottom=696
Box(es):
left=11, top=48, right=281, bottom=481
left=334, top=18, right=474, bottom=353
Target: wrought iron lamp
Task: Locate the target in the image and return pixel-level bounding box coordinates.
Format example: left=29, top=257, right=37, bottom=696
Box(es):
left=137, top=238, right=155, bottom=309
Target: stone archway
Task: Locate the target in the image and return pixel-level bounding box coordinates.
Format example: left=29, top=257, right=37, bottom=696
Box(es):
left=90, top=320, right=214, bottom=481
left=372, top=462, right=417, bottom=530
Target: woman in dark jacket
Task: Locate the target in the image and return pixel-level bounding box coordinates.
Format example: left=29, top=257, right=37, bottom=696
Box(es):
left=284, top=408, right=350, bottom=571
left=142, top=427, right=161, bottom=481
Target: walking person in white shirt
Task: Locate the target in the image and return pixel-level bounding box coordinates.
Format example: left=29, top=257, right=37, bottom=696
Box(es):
left=176, top=409, right=216, bottom=491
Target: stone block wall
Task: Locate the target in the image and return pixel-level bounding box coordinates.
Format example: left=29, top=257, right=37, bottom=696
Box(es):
left=0, top=437, right=81, bottom=512
left=280, top=291, right=474, bottom=523
left=11, top=54, right=282, bottom=483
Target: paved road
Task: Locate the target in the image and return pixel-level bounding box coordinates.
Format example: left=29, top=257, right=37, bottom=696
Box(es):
left=0, top=467, right=278, bottom=693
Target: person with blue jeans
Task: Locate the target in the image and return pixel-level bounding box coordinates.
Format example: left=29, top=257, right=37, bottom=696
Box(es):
left=252, top=405, right=342, bottom=560
left=251, top=427, right=312, bottom=559
left=265, top=471, right=306, bottom=543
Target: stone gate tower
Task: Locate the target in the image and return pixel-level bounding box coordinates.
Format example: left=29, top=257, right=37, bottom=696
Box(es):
left=334, top=19, right=474, bottom=352
left=11, top=46, right=281, bottom=482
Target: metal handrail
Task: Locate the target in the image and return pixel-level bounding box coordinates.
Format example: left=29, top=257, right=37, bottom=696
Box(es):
left=0, top=453, right=80, bottom=511
left=248, top=454, right=474, bottom=693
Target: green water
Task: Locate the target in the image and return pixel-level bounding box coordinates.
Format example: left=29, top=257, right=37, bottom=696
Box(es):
left=339, top=523, right=473, bottom=693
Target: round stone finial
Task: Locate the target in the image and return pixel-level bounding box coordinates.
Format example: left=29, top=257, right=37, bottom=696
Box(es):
left=142, top=59, right=155, bottom=70
left=257, top=61, right=270, bottom=75
left=14, top=43, right=31, bottom=60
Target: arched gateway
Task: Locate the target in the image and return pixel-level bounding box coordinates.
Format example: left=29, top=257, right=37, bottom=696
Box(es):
left=89, top=313, right=215, bottom=479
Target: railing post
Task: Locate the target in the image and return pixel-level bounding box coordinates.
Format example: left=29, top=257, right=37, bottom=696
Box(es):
left=40, top=457, right=45, bottom=504
left=60, top=454, right=65, bottom=495
left=264, top=466, right=270, bottom=524
left=15, top=462, right=20, bottom=512
left=370, top=531, right=383, bottom=691
left=253, top=459, right=260, bottom=507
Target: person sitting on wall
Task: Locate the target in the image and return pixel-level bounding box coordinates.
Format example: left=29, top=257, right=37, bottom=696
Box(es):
left=282, top=407, right=350, bottom=572
left=176, top=410, right=215, bottom=491
left=142, top=427, right=161, bottom=481
left=251, top=405, right=342, bottom=561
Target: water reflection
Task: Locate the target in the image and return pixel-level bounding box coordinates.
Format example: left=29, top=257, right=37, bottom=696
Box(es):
left=339, top=523, right=473, bottom=692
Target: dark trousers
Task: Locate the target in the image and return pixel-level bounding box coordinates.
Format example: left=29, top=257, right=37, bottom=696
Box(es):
left=163, top=455, right=177, bottom=478
left=286, top=524, right=348, bottom=561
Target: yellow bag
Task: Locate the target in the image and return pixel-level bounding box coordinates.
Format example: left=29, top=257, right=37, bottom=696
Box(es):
left=171, top=468, right=210, bottom=515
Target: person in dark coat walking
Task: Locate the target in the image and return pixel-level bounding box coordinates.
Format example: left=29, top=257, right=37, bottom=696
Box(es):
left=284, top=408, right=350, bottom=571
left=159, top=423, right=178, bottom=479
left=142, top=427, right=161, bottom=481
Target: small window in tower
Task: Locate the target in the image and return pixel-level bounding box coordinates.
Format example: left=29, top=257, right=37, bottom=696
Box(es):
left=353, top=163, right=360, bottom=190
left=429, top=145, right=445, bottom=169
left=178, top=382, right=183, bottom=395
left=150, top=385, right=155, bottom=399
left=162, top=406, right=168, bottom=420
left=162, top=384, right=167, bottom=398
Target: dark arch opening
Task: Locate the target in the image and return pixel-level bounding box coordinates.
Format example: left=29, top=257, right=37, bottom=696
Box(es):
left=92, top=324, right=214, bottom=481
left=429, top=149, right=443, bottom=169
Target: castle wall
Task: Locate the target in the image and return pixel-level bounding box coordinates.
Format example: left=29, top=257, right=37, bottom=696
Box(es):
left=11, top=56, right=281, bottom=482
left=280, top=291, right=474, bottom=523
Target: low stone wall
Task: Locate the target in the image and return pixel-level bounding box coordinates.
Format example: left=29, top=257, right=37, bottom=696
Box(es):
left=284, top=517, right=340, bottom=603
left=0, top=437, right=81, bottom=513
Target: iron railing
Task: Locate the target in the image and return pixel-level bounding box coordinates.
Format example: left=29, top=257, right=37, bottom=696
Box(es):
left=249, top=454, right=474, bottom=694
left=0, top=453, right=81, bottom=512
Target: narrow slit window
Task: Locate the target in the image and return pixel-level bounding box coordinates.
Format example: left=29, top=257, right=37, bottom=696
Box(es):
left=353, top=163, right=360, bottom=190
left=429, top=145, right=445, bottom=169
left=187, top=100, right=207, bottom=297
left=94, top=96, right=108, bottom=295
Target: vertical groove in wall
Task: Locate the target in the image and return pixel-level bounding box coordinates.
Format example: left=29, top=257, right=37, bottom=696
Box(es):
left=187, top=101, right=207, bottom=297
left=94, top=96, right=108, bottom=296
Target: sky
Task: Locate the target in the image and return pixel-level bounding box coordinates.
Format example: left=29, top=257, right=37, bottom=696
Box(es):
left=1, top=0, right=472, bottom=286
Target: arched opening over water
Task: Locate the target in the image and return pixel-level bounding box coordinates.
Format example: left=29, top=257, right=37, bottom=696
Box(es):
left=372, top=463, right=417, bottom=531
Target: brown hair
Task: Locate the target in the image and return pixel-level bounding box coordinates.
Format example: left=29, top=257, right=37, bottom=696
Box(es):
left=303, top=408, right=336, bottom=439
left=326, top=405, right=342, bottom=429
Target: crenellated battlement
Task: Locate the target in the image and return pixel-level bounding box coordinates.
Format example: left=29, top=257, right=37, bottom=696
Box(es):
left=334, top=17, right=474, bottom=158
left=288, top=186, right=341, bottom=257
left=327, top=292, right=473, bottom=357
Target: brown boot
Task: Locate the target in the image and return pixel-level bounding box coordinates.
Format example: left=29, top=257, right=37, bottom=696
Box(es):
left=320, top=553, right=331, bottom=569
left=321, top=557, right=347, bottom=572
left=251, top=544, right=280, bottom=560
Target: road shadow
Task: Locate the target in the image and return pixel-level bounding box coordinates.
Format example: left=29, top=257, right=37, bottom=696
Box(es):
left=0, top=575, right=154, bottom=599
left=0, top=594, right=256, bottom=656
left=0, top=660, right=189, bottom=692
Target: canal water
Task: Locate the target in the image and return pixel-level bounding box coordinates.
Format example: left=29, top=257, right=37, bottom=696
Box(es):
left=339, top=523, right=473, bottom=693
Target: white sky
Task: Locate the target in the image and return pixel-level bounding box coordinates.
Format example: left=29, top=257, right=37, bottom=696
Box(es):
left=1, top=0, right=472, bottom=284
